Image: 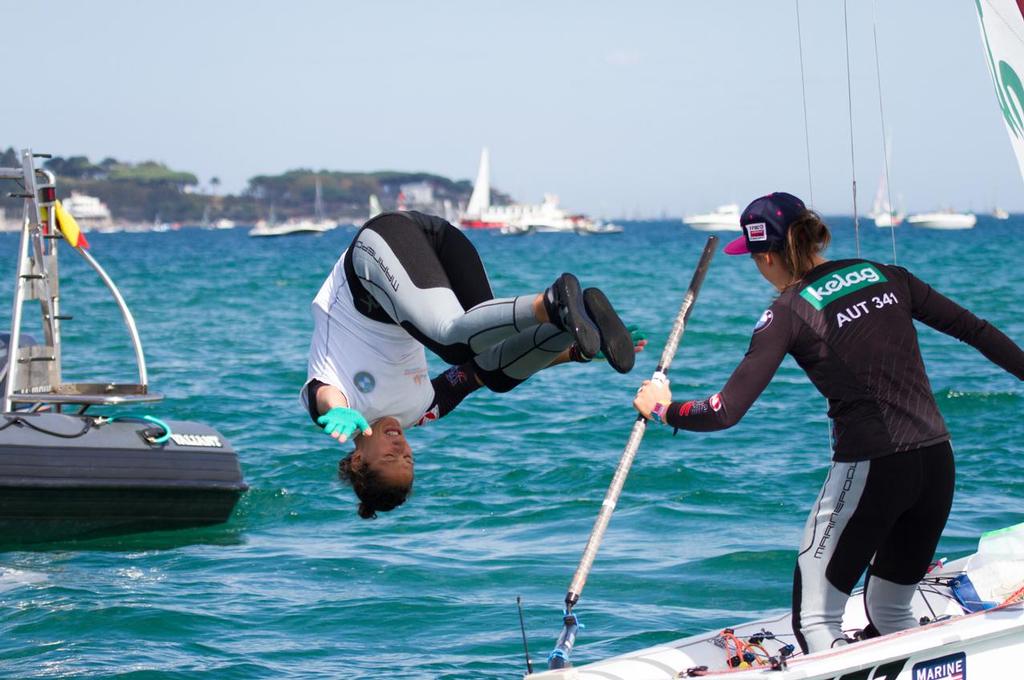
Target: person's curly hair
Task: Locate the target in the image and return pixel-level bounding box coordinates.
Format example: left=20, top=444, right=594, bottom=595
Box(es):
left=338, top=454, right=412, bottom=519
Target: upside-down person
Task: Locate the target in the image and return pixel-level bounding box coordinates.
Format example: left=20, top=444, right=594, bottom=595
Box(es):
left=303, top=210, right=644, bottom=519
left=633, top=192, right=1024, bottom=653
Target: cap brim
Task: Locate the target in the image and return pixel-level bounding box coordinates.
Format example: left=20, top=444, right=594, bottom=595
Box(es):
left=723, top=235, right=749, bottom=255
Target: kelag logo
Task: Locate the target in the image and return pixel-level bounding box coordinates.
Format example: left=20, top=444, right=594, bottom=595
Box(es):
left=799, top=264, right=887, bottom=310
left=912, top=651, right=966, bottom=680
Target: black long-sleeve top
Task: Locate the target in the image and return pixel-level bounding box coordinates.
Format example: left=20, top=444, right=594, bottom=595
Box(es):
left=664, top=259, right=1024, bottom=461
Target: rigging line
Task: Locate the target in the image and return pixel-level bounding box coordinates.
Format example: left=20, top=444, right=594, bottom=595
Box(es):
left=843, top=0, right=861, bottom=257
left=872, top=0, right=898, bottom=265
left=795, top=0, right=814, bottom=206
left=983, top=0, right=1024, bottom=48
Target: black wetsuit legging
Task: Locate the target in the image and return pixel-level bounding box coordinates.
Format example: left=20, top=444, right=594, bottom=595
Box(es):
left=792, top=441, right=954, bottom=652
left=343, top=211, right=573, bottom=391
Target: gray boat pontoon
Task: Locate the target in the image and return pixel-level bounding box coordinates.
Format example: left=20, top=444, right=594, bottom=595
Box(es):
left=0, top=150, right=247, bottom=543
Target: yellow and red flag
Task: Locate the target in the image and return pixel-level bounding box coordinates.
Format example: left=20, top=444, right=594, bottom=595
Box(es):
left=52, top=200, right=90, bottom=249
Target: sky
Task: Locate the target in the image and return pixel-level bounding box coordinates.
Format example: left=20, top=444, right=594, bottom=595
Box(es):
left=4, top=1, right=1020, bottom=217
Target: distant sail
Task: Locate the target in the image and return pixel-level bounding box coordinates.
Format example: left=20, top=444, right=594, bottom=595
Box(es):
left=369, top=194, right=383, bottom=220
left=465, top=147, right=491, bottom=217
left=314, top=177, right=325, bottom=221
left=976, top=0, right=1024, bottom=183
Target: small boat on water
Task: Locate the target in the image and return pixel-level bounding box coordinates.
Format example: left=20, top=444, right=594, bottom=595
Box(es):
left=249, top=216, right=335, bottom=237
left=531, top=524, right=1024, bottom=680
left=577, top=221, right=624, bottom=235
left=869, top=138, right=904, bottom=228
left=498, top=222, right=534, bottom=236
left=0, top=150, right=247, bottom=544
left=872, top=211, right=904, bottom=228
left=683, top=204, right=741, bottom=232
left=906, top=211, right=977, bottom=230
left=992, top=207, right=1009, bottom=220
left=458, top=148, right=605, bottom=232
left=250, top=178, right=336, bottom=237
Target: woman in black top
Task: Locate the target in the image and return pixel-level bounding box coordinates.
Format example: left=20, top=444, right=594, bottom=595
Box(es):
left=634, top=192, right=1024, bottom=653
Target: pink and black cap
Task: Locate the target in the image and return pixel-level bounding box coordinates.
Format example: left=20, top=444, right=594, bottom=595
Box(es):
left=724, top=192, right=807, bottom=255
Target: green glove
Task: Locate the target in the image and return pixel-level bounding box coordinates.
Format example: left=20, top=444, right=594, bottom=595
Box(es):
left=317, top=406, right=371, bottom=442
left=596, top=324, right=647, bottom=360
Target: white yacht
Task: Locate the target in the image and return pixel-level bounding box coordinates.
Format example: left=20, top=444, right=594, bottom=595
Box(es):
left=61, top=192, right=113, bottom=230
left=682, top=204, right=741, bottom=232
left=906, top=210, right=977, bottom=230
left=993, top=207, right=1010, bottom=220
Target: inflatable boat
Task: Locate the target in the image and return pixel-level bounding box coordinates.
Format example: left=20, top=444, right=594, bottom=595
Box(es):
left=0, top=149, right=246, bottom=544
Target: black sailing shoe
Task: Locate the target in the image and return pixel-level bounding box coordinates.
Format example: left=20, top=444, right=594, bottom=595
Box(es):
left=544, top=273, right=601, bottom=358
left=583, top=287, right=635, bottom=374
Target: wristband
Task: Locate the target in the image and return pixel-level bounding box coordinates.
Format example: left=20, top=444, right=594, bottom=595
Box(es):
left=651, top=401, right=668, bottom=423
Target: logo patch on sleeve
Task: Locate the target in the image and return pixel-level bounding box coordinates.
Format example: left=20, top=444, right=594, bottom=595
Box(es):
left=753, top=309, right=774, bottom=333
left=709, top=393, right=723, bottom=412
left=416, top=405, right=440, bottom=426
left=745, top=222, right=767, bottom=241
left=912, top=651, right=965, bottom=680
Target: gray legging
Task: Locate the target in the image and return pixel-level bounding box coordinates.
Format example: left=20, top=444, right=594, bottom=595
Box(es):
left=343, top=211, right=573, bottom=391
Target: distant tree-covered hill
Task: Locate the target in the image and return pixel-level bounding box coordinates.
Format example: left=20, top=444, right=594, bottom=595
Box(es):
left=0, top=147, right=511, bottom=224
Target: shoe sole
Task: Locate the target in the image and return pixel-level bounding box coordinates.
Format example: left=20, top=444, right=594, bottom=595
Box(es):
left=583, top=288, right=635, bottom=374
left=556, top=273, right=601, bottom=358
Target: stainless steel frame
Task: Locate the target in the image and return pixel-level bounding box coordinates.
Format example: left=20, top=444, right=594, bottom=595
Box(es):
left=2, top=149, right=161, bottom=410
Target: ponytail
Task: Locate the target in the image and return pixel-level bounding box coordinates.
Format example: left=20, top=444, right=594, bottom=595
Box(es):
left=338, top=454, right=412, bottom=519
left=781, top=210, right=830, bottom=281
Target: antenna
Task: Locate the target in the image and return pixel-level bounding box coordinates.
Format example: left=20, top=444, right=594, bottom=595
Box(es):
left=517, top=596, right=533, bottom=674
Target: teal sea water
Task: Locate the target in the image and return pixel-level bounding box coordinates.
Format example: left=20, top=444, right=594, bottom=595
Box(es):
left=0, top=217, right=1022, bottom=678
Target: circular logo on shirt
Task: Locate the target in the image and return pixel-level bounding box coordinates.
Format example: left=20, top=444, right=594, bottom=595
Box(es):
left=354, top=371, right=376, bottom=393
left=753, top=309, right=774, bottom=333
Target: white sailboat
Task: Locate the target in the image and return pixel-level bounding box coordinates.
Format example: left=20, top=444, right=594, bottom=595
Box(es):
left=458, top=147, right=601, bottom=232
left=249, top=178, right=335, bottom=237
left=682, top=204, right=742, bottom=232
left=533, top=526, right=1024, bottom=680
left=870, top=138, right=904, bottom=228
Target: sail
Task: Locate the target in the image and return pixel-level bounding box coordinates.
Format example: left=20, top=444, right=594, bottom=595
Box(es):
left=871, top=136, right=894, bottom=217
left=368, top=194, right=383, bottom=220
left=976, top=0, right=1024, bottom=183
left=313, top=178, right=325, bottom=221
left=465, top=147, right=490, bottom=217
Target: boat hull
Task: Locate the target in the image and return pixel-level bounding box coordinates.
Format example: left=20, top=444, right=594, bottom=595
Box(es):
left=0, top=413, right=247, bottom=544
left=683, top=205, right=742, bottom=232
left=683, top=219, right=742, bottom=232
left=873, top=213, right=903, bottom=228
left=531, top=555, right=1024, bottom=680
left=906, top=214, right=977, bottom=230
